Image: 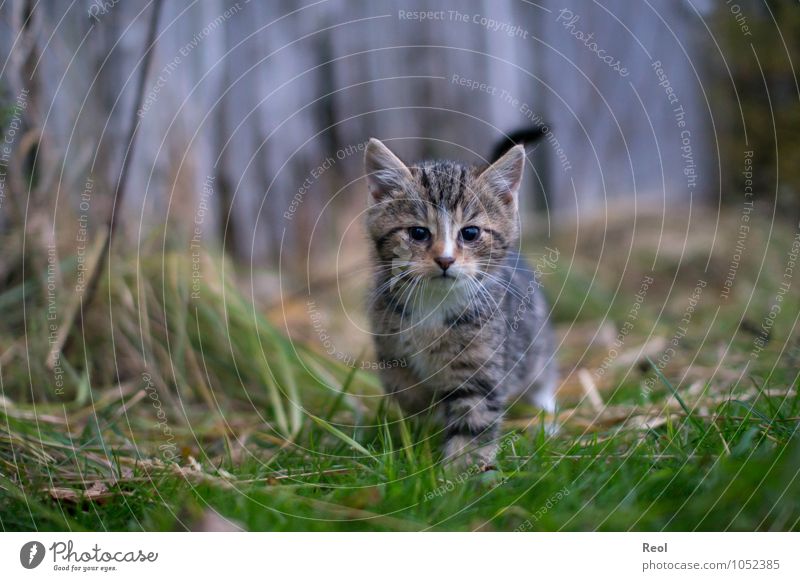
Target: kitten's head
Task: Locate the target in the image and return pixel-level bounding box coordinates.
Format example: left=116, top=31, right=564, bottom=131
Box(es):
left=364, top=138, right=524, bottom=288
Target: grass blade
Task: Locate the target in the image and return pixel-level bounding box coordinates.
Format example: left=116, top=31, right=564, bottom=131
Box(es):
left=310, top=415, right=378, bottom=462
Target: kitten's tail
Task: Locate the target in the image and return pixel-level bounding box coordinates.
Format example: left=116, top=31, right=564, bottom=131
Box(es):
left=490, top=126, right=548, bottom=162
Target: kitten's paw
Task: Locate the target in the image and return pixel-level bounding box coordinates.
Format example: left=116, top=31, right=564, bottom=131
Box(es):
left=443, top=436, right=497, bottom=472
left=532, top=394, right=560, bottom=436
left=543, top=417, right=560, bottom=436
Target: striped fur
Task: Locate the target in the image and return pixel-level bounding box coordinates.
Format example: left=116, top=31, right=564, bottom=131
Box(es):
left=364, top=138, right=558, bottom=468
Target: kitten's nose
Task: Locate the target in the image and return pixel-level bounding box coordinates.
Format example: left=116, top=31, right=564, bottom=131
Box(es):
left=434, top=256, right=455, bottom=272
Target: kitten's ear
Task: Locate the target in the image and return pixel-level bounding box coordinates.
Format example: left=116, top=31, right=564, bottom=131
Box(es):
left=477, top=144, right=525, bottom=209
left=364, top=138, right=413, bottom=203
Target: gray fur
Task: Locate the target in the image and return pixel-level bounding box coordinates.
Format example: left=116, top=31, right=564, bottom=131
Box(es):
left=364, top=138, right=558, bottom=468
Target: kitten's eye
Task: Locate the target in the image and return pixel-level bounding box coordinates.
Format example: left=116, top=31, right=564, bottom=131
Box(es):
left=460, top=226, right=481, bottom=242
left=408, top=227, right=431, bottom=242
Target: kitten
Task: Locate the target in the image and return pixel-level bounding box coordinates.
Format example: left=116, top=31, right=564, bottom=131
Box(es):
left=364, top=134, right=558, bottom=469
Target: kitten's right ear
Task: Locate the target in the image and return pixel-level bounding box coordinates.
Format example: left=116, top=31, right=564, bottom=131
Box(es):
left=364, top=138, right=413, bottom=203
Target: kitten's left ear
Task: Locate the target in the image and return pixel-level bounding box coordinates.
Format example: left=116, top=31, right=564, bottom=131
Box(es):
left=364, top=138, right=414, bottom=203
left=477, top=144, right=525, bottom=209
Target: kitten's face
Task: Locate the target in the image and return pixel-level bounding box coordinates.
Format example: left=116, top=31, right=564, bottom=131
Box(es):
left=364, top=139, right=525, bottom=289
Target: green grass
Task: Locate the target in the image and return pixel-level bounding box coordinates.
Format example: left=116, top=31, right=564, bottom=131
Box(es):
left=1, top=211, right=799, bottom=531
left=3, top=391, right=798, bottom=531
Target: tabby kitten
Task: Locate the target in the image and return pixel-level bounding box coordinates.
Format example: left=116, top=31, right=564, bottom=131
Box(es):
left=364, top=135, right=558, bottom=468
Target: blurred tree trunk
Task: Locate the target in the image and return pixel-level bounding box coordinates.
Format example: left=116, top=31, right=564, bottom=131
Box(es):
left=1, top=0, right=714, bottom=275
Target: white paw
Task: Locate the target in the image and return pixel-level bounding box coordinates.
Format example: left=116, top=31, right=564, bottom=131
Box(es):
left=443, top=436, right=497, bottom=471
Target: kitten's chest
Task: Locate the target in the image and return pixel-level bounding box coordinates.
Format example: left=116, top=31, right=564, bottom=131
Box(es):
left=398, top=299, right=483, bottom=380
left=400, top=316, right=455, bottom=380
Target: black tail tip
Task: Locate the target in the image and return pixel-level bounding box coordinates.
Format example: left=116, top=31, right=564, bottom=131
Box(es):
left=490, top=125, right=548, bottom=162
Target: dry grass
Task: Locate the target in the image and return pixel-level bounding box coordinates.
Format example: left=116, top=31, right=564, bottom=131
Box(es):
left=1, top=205, right=798, bottom=530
